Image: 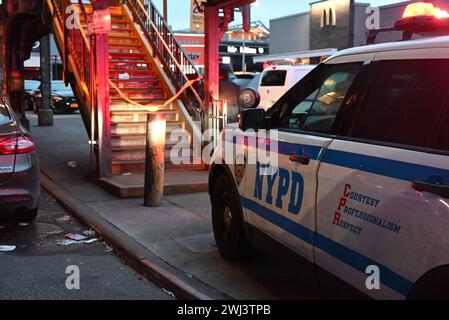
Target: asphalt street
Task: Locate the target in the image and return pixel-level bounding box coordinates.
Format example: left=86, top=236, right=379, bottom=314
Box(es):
left=0, top=189, right=174, bottom=300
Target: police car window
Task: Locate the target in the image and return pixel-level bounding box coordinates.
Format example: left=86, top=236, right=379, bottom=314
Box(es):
left=260, top=70, right=287, bottom=87
left=278, top=63, right=362, bottom=134
left=350, top=60, right=449, bottom=148
left=431, top=99, right=449, bottom=153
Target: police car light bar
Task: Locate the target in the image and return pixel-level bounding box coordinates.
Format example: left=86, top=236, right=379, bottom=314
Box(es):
left=366, top=2, right=449, bottom=45
left=402, top=2, right=449, bottom=19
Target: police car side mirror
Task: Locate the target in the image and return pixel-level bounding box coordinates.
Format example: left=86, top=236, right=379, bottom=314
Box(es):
left=239, top=108, right=266, bottom=131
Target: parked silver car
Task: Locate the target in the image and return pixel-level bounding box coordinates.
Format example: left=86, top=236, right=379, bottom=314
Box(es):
left=0, top=98, right=40, bottom=222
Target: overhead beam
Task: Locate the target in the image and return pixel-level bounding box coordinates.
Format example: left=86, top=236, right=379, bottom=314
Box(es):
left=205, top=0, right=255, bottom=9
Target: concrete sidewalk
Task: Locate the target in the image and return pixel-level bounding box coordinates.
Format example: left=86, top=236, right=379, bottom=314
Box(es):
left=29, top=113, right=318, bottom=300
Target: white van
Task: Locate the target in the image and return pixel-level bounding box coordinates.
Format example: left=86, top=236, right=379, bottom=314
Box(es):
left=258, top=65, right=316, bottom=110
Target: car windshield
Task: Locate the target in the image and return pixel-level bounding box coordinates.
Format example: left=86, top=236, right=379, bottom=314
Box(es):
left=247, top=73, right=261, bottom=89
left=52, top=82, right=71, bottom=92
left=233, top=78, right=253, bottom=88
left=0, top=103, right=12, bottom=126
left=25, top=80, right=40, bottom=91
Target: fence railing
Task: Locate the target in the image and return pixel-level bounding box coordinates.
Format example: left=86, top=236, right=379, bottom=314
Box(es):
left=125, top=0, right=205, bottom=123
left=49, top=0, right=93, bottom=108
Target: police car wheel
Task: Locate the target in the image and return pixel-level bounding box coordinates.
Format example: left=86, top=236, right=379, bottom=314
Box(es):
left=212, top=174, right=254, bottom=261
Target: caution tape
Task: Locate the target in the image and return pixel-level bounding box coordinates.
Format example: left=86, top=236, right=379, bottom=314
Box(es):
left=109, top=76, right=203, bottom=113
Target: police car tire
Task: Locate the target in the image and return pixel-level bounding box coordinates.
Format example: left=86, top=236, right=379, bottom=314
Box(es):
left=407, top=266, right=449, bottom=300
left=211, top=174, right=255, bottom=261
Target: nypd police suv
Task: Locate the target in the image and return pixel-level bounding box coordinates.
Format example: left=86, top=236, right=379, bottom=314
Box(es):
left=209, top=3, right=449, bottom=300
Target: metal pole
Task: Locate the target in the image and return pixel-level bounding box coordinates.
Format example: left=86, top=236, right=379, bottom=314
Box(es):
left=38, top=34, right=54, bottom=126
left=144, top=113, right=166, bottom=207
left=163, top=0, right=168, bottom=22
left=242, top=34, right=246, bottom=72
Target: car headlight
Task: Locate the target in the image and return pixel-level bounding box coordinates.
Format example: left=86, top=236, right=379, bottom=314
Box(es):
left=52, top=96, right=63, bottom=103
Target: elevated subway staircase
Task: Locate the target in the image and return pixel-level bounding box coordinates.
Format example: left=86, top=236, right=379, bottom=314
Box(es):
left=46, top=1, right=207, bottom=196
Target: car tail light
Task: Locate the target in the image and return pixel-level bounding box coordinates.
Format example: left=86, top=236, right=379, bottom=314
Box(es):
left=0, top=135, right=35, bottom=155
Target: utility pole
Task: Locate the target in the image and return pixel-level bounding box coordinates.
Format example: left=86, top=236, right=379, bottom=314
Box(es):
left=242, top=34, right=246, bottom=72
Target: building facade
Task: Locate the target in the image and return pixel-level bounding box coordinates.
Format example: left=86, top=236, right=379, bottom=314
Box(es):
left=263, top=0, right=449, bottom=65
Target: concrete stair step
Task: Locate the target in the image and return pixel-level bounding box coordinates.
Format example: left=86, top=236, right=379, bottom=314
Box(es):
left=110, top=89, right=166, bottom=100
left=111, top=159, right=205, bottom=174
left=110, top=121, right=185, bottom=135
left=110, top=26, right=134, bottom=33
left=109, top=79, right=160, bottom=88
left=112, top=150, right=200, bottom=163
left=99, top=170, right=208, bottom=198
left=111, top=110, right=178, bottom=122
left=109, top=65, right=152, bottom=72
left=109, top=43, right=143, bottom=50
left=110, top=68, right=155, bottom=74
left=109, top=70, right=157, bottom=81
left=109, top=52, right=146, bottom=60
left=110, top=101, right=168, bottom=111
left=111, top=142, right=192, bottom=154
left=109, top=47, right=144, bottom=54
left=109, top=40, right=140, bottom=47
left=111, top=137, right=189, bottom=148
left=110, top=19, right=131, bottom=26
left=111, top=135, right=191, bottom=148
left=109, top=61, right=151, bottom=70
left=110, top=97, right=168, bottom=104
left=109, top=30, right=136, bottom=37
left=111, top=133, right=191, bottom=147
left=111, top=119, right=183, bottom=127
left=110, top=84, right=162, bottom=92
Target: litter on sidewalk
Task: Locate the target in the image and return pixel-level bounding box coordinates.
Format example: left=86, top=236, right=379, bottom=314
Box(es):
left=57, top=233, right=99, bottom=246
left=65, top=233, right=88, bottom=241
left=56, top=215, right=71, bottom=223
left=82, top=229, right=96, bottom=238
left=67, top=161, right=77, bottom=168
left=0, top=245, right=16, bottom=252
left=162, top=288, right=176, bottom=298
left=57, top=238, right=98, bottom=246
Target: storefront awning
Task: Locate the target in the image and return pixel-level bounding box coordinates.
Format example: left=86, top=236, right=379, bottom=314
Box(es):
left=253, top=48, right=338, bottom=63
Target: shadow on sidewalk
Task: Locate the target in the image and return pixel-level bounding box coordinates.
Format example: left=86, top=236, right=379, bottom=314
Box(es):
left=29, top=112, right=321, bottom=300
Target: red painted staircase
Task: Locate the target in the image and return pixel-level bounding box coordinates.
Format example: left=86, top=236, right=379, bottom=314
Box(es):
left=46, top=0, right=207, bottom=196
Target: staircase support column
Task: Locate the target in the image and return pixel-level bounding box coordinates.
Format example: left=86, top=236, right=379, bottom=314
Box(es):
left=92, top=1, right=112, bottom=177
left=5, top=21, right=28, bottom=129
left=204, top=6, right=220, bottom=121
left=95, top=32, right=112, bottom=177
left=38, top=34, right=54, bottom=127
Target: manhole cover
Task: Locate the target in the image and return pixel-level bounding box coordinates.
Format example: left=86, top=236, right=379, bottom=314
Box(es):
left=0, top=223, right=63, bottom=245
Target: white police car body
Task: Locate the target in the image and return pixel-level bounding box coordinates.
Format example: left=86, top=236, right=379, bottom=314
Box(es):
left=209, top=3, right=449, bottom=299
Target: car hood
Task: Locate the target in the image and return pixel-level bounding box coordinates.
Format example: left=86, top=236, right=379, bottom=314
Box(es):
left=52, top=90, right=75, bottom=98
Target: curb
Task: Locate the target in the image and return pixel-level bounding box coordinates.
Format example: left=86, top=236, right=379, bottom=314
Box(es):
left=40, top=173, right=212, bottom=300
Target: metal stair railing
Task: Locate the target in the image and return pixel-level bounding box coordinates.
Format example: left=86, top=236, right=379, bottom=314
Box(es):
left=124, top=0, right=205, bottom=124
left=48, top=0, right=93, bottom=109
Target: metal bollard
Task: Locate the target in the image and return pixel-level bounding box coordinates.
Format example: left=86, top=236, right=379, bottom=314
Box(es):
left=143, top=113, right=166, bottom=207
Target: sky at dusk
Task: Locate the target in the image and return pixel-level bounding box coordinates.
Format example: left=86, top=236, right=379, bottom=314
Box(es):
left=152, top=0, right=408, bottom=30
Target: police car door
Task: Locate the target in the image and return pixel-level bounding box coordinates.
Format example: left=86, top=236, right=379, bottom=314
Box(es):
left=315, top=54, right=449, bottom=299
left=243, top=62, right=364, bottom=261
